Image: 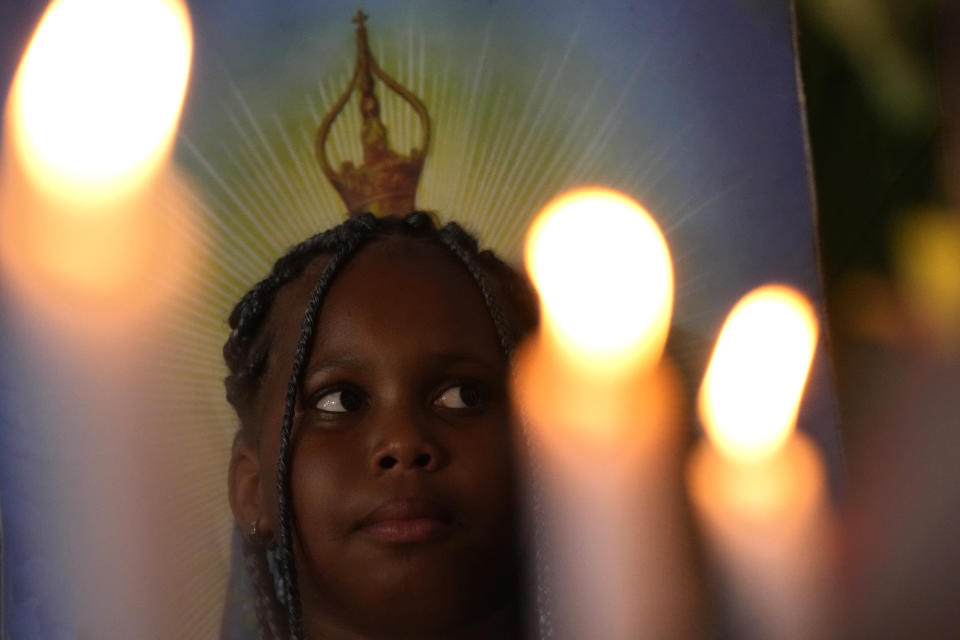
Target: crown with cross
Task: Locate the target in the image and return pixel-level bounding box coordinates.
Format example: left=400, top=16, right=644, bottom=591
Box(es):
left=315, top=11, right=431, bottom=217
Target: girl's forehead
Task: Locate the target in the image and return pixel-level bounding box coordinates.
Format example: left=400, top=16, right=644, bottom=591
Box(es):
left=274, top=236, right=460, bottom=303
left=264, top=236, right=491, bottom=351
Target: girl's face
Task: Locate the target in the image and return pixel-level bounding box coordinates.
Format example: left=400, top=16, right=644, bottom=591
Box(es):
left=230, top=237, right=520, bottom=638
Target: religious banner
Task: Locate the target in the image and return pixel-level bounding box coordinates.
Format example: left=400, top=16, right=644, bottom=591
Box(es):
left=0, top=1, right=839, bottom=637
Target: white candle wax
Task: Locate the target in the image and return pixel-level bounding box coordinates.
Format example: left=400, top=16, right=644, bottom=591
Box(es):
left=689, top=285, right=831, bottom=640
left=0, top=1, right=202, bottom=635
left=515, top=188, right=699, bottom=640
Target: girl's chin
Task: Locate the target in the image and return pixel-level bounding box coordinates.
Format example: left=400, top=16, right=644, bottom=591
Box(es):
left=307, top=602, right=518, bottom=640
left=304, top=569, right=518, bottom=640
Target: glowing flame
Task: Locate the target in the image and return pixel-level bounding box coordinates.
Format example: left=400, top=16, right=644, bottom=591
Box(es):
left=525, top=187, right=674, bottom=373
left=1, top=0, right=194, bottom=312
left=10, top=0, right=192, bottom=203
left=698, top=285, right=819, bottom=462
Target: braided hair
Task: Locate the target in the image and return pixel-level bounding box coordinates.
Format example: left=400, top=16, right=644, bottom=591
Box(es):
left=224, top=211, right=539, bottom=640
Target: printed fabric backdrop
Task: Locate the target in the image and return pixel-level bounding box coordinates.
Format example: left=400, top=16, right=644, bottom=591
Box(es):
left=0, top=0, right=842, bottom=637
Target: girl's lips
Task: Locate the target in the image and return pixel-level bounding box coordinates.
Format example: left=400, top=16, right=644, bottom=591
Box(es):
left=358, top=497, right=454, bottom=544
left=360, top=517, right=453, bottom=543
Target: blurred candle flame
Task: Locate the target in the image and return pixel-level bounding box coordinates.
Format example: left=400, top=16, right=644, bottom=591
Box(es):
left=516, top=187, right=695, bottom=638
left=1, top=0, right=194, bottom=313
left=894, top=209, right=960, bottom=352
left=699, top=285, right=819, bottom=462
left=10, top=0, right=193, bottom=205
left=524, top=187, right=674, bottom=375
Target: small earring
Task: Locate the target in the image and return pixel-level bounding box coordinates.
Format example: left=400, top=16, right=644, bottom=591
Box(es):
left=248, top=519, right=260, bottom=539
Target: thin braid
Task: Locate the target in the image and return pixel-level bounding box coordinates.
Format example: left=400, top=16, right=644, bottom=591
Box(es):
left=438, top=222, right=518, bottom=355
left=228, top=232, right=329, bottom=336
left=275, top=221, right=374, bottom=640
left=242, top=538, right=289, bottom=640
left=225, top=224, right=365, bottom=376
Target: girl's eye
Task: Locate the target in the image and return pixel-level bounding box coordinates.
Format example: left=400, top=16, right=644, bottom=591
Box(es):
left=434, top=383, right=484, bottom=410
left=315, top=389, right=364, bottom=413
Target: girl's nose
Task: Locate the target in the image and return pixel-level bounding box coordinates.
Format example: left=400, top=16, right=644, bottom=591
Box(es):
left=370, top=412, right=445, bottom=473
left=377, top=450, right=433, bottom=470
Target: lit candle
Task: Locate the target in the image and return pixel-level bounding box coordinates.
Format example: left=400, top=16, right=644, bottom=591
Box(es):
left=688, top=285, right=830, bottom=640
left=514, top=187, right=698, bottom=639
left=0, top=1, right=198, bottom=636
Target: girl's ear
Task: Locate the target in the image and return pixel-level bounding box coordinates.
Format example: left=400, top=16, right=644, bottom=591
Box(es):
left=228, top=439, right=273, bottom=539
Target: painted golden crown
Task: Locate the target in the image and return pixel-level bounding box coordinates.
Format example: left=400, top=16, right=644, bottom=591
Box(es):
left=315, top=11, right=431, bottom=217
